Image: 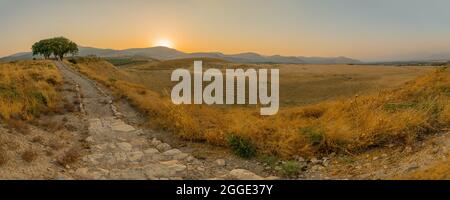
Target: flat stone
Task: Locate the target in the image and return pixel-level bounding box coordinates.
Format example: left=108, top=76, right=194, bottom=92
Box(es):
left=151, top=138, right=162, bottom=147
left=162, top=149, right=182, bottom=156
left=159, top=160, right=187, bottom=172
left=173, top=153, right=189, bottom=160
left=75, top=168, right=89, bottom=178
left=144, top=148, right=159, bottom=155
left=229, top=169, right=263, bottom=180
left=215, top=159, right=226, bottom=166
left=112, top=123, right=136, bottom=132
left=84, top=153, right=105, bottom=165
left=127, top=151, right=144, bottom=162
left=85, top=136, right=95, bottom=143
left=156, top=143, right=171, bottom=152
left=117, top=142, right=133, bottom=151
left=114, top=152, right=127, bottom=162
left=197, top=167, right=205, bottom=171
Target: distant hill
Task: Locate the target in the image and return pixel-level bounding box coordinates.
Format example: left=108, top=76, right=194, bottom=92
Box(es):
left=0, top=46, right=361, bottom=64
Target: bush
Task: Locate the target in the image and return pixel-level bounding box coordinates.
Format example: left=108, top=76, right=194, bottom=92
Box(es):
left=21, top=150, right=38, bottom=162
left=279, top=160, right=302, bottom=177
left=228, top=135, right=256, bottom=158
left=57, top=147, right=81, bottom=166
left=299, top=126, right=325, bottom=146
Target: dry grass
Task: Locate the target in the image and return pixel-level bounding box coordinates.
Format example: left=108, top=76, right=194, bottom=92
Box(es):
left=57, top=147, right=81, bottom=166
left=5, top=119, right=30, bottom=135
left=0, top=149, right=8, bottom=166
left=0, top=61, right=63, bottom=121
left=21, top=150, right=38, bottom=163
left=67, top=58, right=450, bottom=158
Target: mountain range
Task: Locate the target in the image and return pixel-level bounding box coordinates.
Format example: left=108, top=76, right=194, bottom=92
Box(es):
left=0, top=46, right=361, bottom=64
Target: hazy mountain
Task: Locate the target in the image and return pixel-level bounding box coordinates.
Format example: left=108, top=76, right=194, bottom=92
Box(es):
left=1, top=46, right=361, bottom=64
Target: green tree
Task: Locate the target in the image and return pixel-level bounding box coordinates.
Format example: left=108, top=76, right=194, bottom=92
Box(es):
left=31, top=37, right=78, bottom=60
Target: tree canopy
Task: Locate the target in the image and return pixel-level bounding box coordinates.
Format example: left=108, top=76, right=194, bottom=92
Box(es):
left=32, top=37, right=78, bottom=60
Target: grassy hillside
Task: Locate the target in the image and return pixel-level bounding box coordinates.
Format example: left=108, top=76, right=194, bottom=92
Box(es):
left=67, top=57, right=450, bottom=158
left=0, top=61, right=63, bottom=121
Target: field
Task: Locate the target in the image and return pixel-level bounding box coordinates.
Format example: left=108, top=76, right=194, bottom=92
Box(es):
left=66, top=57, right=449, bottom=158
left=0, top=61, right=63, bottom=121
left=122, top=59, right=432, bottom=106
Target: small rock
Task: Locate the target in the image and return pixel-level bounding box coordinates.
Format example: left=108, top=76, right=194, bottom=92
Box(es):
left=215, top=159, right=226, bottom=166
left=173, top=153, right=189, bottom=160
left=197, top=167, right=205, bottom=171
left=151, top=138, right=162, bottom=147
left=85, top=136, right=95, bottom=143
left=144, top=148, right=159, bottom=155
left=111, top=123, right=135, bottom=132
left=229, top=169, right=263, bottom=180
left=127, top=151, right=144, bottom=162
left=403, top=146, right=412, bottom=153
left=311, top=165, right=325, bottom=171
left=162, top=149, right=182, bottom=156
left=156, top=143, right=171, bottom=152
left=134, top=130, right=144, bottom=136
left=310, top=157, right=321, bottom=164
left=114, top=152, right=128, bottom=162
left=407, top=165, right=419, bottom=171
left=185, top=156, right=195, bottom=163
left=296, top=156, right=305, bottom=162
left=117, top=142, right=133, bottom=151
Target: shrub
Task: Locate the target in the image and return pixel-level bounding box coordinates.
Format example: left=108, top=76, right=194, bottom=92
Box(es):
left=57, top=147, right=81, bottom=166
left=21, top=150, right=38, bottom=162
left=299, top=126, right=325, bottom=146
left=279, top=160, right=302, bottom=177
left=228, top=135, right=256, bottom=158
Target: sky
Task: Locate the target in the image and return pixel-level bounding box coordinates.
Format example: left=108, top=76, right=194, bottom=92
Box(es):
left=1, top=0, right=450, bottom=61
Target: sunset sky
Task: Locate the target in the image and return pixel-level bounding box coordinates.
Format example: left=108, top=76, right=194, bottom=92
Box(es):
left=1, top=0, right=450, bottom=61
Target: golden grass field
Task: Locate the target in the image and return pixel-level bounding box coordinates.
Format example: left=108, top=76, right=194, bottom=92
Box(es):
left=0, top=61, right=62, bottom=121
left=66, top=57, right=450, bottom=158
left=124, top=59, right=432, bottom=106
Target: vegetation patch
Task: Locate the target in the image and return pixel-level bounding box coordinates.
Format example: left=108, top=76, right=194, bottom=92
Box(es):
left=105, top=57, right=149, bottom=67
left=0, top=61, right=62, bottom=120
left=279, top=160, right=302, bottom=177
left=383, top=102, right=416, bottom=112
left=228, top=135, right=257, bottom=158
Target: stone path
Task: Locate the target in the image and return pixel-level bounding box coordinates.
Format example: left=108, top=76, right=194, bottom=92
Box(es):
left=55, top=61, right=274, bottom=180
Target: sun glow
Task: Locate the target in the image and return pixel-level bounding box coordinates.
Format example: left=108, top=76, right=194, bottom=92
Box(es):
left=154, top=39, right=174, bottom=48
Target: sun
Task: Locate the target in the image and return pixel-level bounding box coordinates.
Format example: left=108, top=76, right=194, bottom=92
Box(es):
left=154, top=39, right=174, bottom=48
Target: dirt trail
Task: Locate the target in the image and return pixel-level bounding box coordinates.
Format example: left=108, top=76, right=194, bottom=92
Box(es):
left=55, top=61, right=275, bottom=180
